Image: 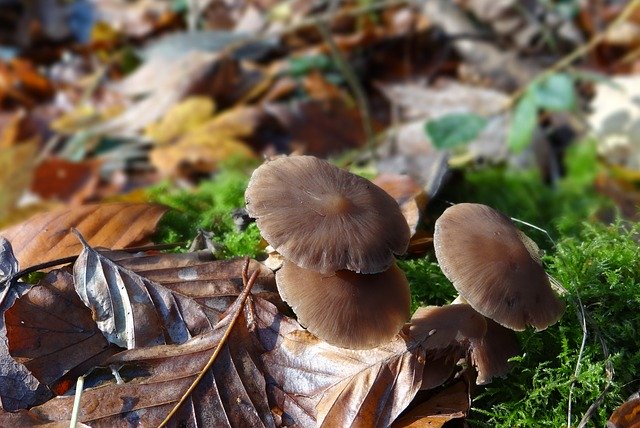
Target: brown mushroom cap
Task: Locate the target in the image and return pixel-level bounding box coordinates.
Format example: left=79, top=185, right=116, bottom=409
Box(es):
left=276, top=260, right=410, bottom=349
left=433, top=203, right=564, bottom=331
left=245, top=156, right=410, bottom=274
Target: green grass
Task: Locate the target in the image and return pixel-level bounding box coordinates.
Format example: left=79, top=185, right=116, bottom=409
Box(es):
left=147, top=142, right=639, bottom=426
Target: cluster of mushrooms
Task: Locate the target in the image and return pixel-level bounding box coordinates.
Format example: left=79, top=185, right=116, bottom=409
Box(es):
left=245, top=155, right=565, bottom=381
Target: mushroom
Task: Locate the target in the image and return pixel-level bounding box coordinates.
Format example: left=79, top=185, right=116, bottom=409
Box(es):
left=245, top=155, right=410, bottom=274
left=276, top=260, right=410, bottom=349
left=433, top=203, right=564, bottom=331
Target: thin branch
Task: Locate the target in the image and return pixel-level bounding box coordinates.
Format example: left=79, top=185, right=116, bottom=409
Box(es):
left=567, top=292, right=588, bottom=428
left=316, top=21, right=376, bottom=154
left=157, top=259, right=259, bottom=428
left=502, top=0, right=640, bottom=112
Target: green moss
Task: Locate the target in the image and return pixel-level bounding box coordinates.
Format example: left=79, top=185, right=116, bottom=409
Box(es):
left=472, top=222, right=640, bottom=427
left=147, top=161, right=263, bottom=258
left=398, top=257, right=456, bottom=313
left=440, top=139, right=609, bottom=245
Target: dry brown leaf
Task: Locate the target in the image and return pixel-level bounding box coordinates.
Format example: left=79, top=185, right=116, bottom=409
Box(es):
left=111, top=250, right=280, bottom=314
left=73, top=240, right=279, bottom=349
left=608, top=394, right=640, bottom=428
left=268, top=98, right=373, bottom=157
left=0, top=202, right=167, bottom=269
left=256, top=301, right=485, bottom=426
left=31, top=157, right=102, bottom=203
left=5, top=269, right=120, bottom=395
left=392, top=380, right=470, bottom=427
left=0, top=278, right=51, bottom=412
left=10, top=289, right=274, bottom=427
left=373, top=173, right=427, bottom=235
left=0, top=139, right=39, bottom=222
left=73, top=236, right=215, bottom=349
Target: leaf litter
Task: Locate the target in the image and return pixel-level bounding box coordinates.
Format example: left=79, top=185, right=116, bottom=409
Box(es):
left=0, top=229, right=491, bottom=426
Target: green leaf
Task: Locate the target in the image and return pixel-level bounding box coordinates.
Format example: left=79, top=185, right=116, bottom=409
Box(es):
left=508, top=92, right=538, bottom=152
left=531, top=73, right=576, bottom=111
left=425, top=113, right=487, bottom=149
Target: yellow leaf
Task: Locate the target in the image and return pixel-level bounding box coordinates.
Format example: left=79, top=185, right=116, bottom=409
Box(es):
left=149, top=105, right=262, bottom=177
left=0, top=139, right=39, bottom=221
left=52, top=104, right=123, bottom=134
left=144, top=96, right=215, bottom=145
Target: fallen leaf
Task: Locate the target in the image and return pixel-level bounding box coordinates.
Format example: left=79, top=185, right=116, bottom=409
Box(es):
left=588, top=75, right=640, bottom=171
left=150, top=106, right=259, bottom=178
left=10, top=281, right=274, bottom=427
left=30, top=157, right=102, bottom=204
left=392, top=380, right=469, bottom=427
left=608, top=394, right=640, bottom=428
left=0, top=202, right=168, bottom=269
left=256, top=301, right=485, bottom=426
left=144, top=96, right=216, bottom=145
left=268, top=98, right=374, bottom=157
left=111, top=250, right=280, bottom=314
left=0, top=279, right=51, bottom=411
left=0, top=139, right=39, bottom=222
left=4, top=269, right=120, bottom=395
left=73, top=234, right=214, bottom=348
left=373, top=173, right=427, bottom=235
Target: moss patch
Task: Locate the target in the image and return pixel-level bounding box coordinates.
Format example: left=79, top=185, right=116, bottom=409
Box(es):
left=147, top=161, right=263, bottom=259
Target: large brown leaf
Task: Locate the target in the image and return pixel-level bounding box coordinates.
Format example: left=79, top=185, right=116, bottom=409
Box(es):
left=4, top=269, right=121, bottom=395
left=0, top=280, right=51, bottom=411
left=73, top=238, right=277, bottom=348
left=73, top=236, right=213, bottom=349
left=0, top=203, right=168, bottom=269
left=255, top=300, right=486, bottom=426
left=12, top=291, right=274, bottom=427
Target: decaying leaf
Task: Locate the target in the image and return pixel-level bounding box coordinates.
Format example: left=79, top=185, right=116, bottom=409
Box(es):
left=1, top=279, right=51, bottom=411
left=608, top=394, right=640, bottom=428
left=0, top=139, right=39, bottom=222
left=0, top=237, right=19, bottom=284
left=5, top=269, right=120, bottom=394
left=256, top=300, right=486, bottom=426
left=111, top=250, right=280, bottom=315
left=392, top=380, right=470, bottom=427
left=144, top=96, right=216, bottom=145
left=73, top=234, right=213, bottom=349
left=373, top=173, right=427, bottom=235
left=74, top=239, right=279, bottom=349
left=0, top=202, right=167, bottom=269
left=10, top=282, right=274, bottom=427
left=150, top=106, right=259, bottom=178
left=31, top=158, right=102, bottom=203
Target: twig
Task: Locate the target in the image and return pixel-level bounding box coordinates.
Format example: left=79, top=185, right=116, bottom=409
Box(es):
left=567, top=292, right=588, bottom=428
left=157, top=259, right=259, bottom=428
left=69, top=375, right=85, bottom=428
left=316, top=19, right=376, bottom=156
left=502, top=0, right=640, bottom=112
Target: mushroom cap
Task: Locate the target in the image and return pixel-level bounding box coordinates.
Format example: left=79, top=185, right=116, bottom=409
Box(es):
left=433, top=203, right=564, bottom=331
left=276, top=260, right=410, bottom=349
left=245, top=156, right=410, bottom=274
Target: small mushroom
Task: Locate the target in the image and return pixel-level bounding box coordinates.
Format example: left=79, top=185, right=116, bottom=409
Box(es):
left=468, top=317, right=520, bottom=385
left=245, top=155, right=410, bottom=274
left=276, top=260, right=410, bottom=349
left=433, top=203, right=564, bottom=331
